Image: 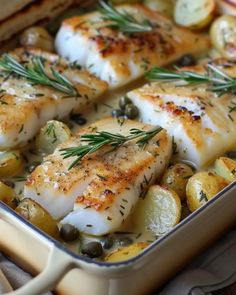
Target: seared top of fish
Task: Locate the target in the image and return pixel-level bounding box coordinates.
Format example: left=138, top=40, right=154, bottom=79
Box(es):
left=0, top=48, right=107, bottom=149
left=128, top=59, right=236, bottom=168
left=56, top=4, right=209, bottom=89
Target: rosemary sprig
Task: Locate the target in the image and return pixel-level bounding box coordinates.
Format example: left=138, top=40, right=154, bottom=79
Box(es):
left=0, top=54, right=78, bottom=97
left=60, top=126, right=162, bottom=170
left=228, top=100, right=236, bottom=113
left=146, top=64, right=236, bottom=96
left=45, top=122, right=57, bottom=144
left=98, top=0, right=153, bottom=33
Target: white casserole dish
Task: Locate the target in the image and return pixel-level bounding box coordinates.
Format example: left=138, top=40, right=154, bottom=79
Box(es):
left=0, top=181, right=235, bottom=295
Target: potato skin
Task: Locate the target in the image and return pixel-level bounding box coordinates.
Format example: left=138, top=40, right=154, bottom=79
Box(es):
left=0, top=181, right=19, bottom=209
left=15, top=198, right=59, bottom=239
left=105, top=242, right=149, bottom=262
left=186, top=171, right=229, bottom=212
left=215, top=157, right=236, bottom=182
left=210, top=15, right=236, bottom=60
left=0, top=150, right=24, bottom=178
left=161, top=163, right=194, bottom=201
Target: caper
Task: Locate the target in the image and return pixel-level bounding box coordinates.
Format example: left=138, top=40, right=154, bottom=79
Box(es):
left=124, top=104, right=139, bottom=119
left=116, top=236, right=133, bottom=247
left=59, top=224, right=80, bottom=242
left=81, top=241, right=103, bottom=258
left=70, top=113, right=87, bottom=125
left=176, top=54, right=196, bottom=67
left=111, top=109, right=124, bottom=118
left=119, top=96, right=132, bottom=110
left=102, top=236, right=114, bottom=249
left=226, top=150, right=236, bottom=159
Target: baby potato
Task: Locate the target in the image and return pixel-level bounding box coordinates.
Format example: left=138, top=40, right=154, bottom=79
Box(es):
left=174, top=0, right=215, bottom=30
left=214, top=157, right=236, bottom=182
left=0, top=150, right=23, bottom=177
left=186, top=171, right=229, bottom=212
left=161, top=163, right=194, bottom=201
left=132, top=185, right=181, bottom=236
left=104, top=242, right=149, bottom=262
left=15, top=198, right=59, bottom=239
left=35, top=120, right=72, bottom=155
left=19, top=26, right=54, bottom=52
left=144, top=0, right=174, bottom=17
left=210, top=15, right=236, bottom=60
left=0, top=181, right=19, bottom=209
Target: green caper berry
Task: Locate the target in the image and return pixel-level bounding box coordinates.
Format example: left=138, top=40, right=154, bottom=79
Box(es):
left=59, top=224, right=80, bottom=242
left=119, top=96, right=132, bottom=110
left=81, top=241, right=103, bottom=258
left=124, top=104, right=139, bottom=119
left=117, top=236, right=133, bottom=247
left=111, top=109, right=124, bottom=118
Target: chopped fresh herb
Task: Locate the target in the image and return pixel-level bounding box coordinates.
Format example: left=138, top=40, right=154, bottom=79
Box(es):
left=45, top=122, right=57, bottom=143
left=199, top=190, right=208, bottom=202
left=172, top=136, right=178, bottom=155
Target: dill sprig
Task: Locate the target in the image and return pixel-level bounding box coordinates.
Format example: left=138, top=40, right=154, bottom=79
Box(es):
left=60, top=126, right=162, bottom=170
left=98, top=0, right=153, bottom=33
left=0, top=54, right=78, bottom=97
left=146, top=64, right=236, bottom=96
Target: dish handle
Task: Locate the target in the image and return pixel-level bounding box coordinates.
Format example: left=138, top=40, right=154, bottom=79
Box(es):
left=4, top=245, right=77, bottom=295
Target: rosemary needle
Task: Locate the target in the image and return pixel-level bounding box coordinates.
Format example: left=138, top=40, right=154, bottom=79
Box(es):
left=0, top=54, right=79, bottom=97
left=98, top=0, right=153, bottom=33
left=60, top=126, right=162, bottom=170
left=146, top=64, right=236, bottom=96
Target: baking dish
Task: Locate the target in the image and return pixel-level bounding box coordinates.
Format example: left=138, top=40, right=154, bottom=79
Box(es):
left=0, top=180, right=235, bottom=295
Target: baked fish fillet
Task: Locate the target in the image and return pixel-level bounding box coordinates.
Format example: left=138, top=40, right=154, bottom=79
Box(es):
left=24, top=118, right=171, bottom=235
left=127, top=59, right=236, bottom=168
left=55, top=4, right=210, bottom=89
left=0, top=48, right=107, bottom=149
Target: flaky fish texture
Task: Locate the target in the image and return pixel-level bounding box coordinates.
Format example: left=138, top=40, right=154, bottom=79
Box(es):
left=55, top=4, right=210, bottom=89
left=127, top=58, right=236, bottom=168
left=24, top=118, right=171, bottom=235
left=0, top=48, right=107, bottom=149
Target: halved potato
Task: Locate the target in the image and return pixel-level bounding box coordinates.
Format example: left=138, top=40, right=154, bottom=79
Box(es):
left=35, top=120, right=72, bottom=154
left=174, top=0, right=215, bottom=30
left=215, top=157, right=236, bottom=182
left=144, top=0, right=174, bottom=17
left=161, top=163, right=194, bottom=201
left=15, top=198, right=59, bottom=239
left=210, top=15, right=236, bottom=60
left=132, top=185, right=181, bottom=236
left=104, top=242, right=149, bottom=262
left=0, top=150, right=24, bottom=177
left=186, top=171, right=229, bottom=212
left=0, top=181, right=19, bottom=209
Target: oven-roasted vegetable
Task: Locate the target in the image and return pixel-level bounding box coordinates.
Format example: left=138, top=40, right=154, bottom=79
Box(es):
left=0, top=150, right=23, bottom=177
left=210, top=15, right=236, bottom=60
left=0, top=181, right=19, bottom=209
left=35, top=120, right=72, bottom=155
left=20, top=26, right=54, bottom=52
left=131, top=185, right=181, bottom=236
left=104, top=242, right=149, bottom=262
left=144, top=0, right=174, bottom=17
left=15, top=198, right=59, bottom=239
left=186, top=171, right=229, bottom=212
left=161, top=163, right=194, bottom=201
left=174, top=0, right=215, bottom=30
left=214, top=157, right=236, bottom=182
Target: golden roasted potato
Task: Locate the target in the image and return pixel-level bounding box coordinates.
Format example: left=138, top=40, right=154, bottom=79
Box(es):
left=186, top=171, right=229, bottom=212
left=132, top=185, right=181, bottom=236
left=174, top=0, right=215, bottom=30
left=15, top=198, right=59, bottom=239
left=214, top=157, right=236, bottom=182
left=105, top=242, right=149, bottom=262
left=144, top=0, right=174, bottom=17
left=210, top=15, right=236, bottom=60
left=161, top=163, right=194, bottom=201
left=0, top=150, right=24, bottom=177
left=0, top=181, right=19, bottom=209
left=20, top=26, right=54, bottom=52
left=35, top=120, right=72, bottom=155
